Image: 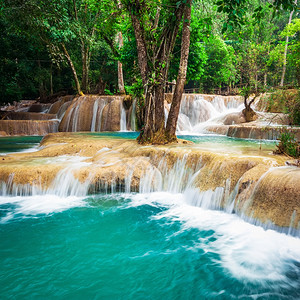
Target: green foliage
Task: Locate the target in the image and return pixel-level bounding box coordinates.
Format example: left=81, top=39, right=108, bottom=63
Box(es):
left=264, top=89, right=300, bottom=125
left=286, top=90, right=300, bottom=125
left=275, top=130, right=300, bottom=158
left=169, top=6, right=208, bottom=82
left=125, top=78, right=144, bottom=101
left=200, top=36, right=237, bottom=91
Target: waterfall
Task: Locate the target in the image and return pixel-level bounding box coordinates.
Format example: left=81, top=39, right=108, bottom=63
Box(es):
left=1, top=141, right=299, bottom=237
left=172, top=94, right=243, bottom=133
left=57, top=101, right=71, bottom=120
left=120, top=100, right=127, bottom=132
left=65, top=97, right=82, bottom=132
left=91, top=98, right=100, bottom=132
left=90, top=97, right=109, bottom=132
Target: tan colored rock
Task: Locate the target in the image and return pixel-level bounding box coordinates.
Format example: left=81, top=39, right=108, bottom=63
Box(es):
left=2, top=132, right=297, bottom=232
left=236, top=167, right=300, bottom=228
left=3, top=112, right=56, bottom=120
left=222, top=112, right=246, bottom=125
left=59, top=95, right=125, bottom=132
left=0, top=120, right=59, bottom=136
left=101, top=98, right=122, bottom=131
left=48, top=95, right=74, bottom=114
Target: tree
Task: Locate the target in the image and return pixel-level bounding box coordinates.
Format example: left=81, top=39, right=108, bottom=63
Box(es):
left=121, top=0, right=188, bottom=144
left=281, top=18, right=300, bottom=86
left=280, top=0, right=297, bottom=86
left=166, top=0, right=192, bottom=141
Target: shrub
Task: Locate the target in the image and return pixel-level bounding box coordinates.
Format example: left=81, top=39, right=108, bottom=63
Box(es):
left=274, top=130, right=300, bottom=158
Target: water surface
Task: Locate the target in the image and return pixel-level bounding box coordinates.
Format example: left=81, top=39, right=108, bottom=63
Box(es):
left=0, top=192, right=299, bottom=299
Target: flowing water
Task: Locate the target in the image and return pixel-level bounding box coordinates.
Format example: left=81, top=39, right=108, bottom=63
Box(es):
left=0, top=136, right=42, bottom=154
left=1, top=192, right=300, bottom=299
left=1, top=134, right=300, bottom=299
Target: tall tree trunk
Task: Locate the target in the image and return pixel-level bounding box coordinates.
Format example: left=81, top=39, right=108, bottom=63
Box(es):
left=130, top=12, right=149, bottom=87
left=117, top=31, right=126, bottom=94
left=61, top=43, right=83, bottom=95
left=166, top=0, right=192, bottom=142
left=81, top=45, right=89, bottom=93
left=127, top=0, right=185, bottom=144
left=280, top=1, right=297, bottom=86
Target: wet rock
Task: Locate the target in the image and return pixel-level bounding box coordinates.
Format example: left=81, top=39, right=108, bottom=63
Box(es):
left=59, top=95, right=126, bottom=132
left=28, top=103, right=51, bottom=113
left=101, top=98, right=122, bottom=131
left=48, top=95, right=74, bottom=115
left=1, top=132, right=298, bottom=233
left=242, top=107, right=258, bottom=122
left=222, top=112, right=246, bottom=125
left=0, top=120, right=59, bottom=136
left=2, top=112, right=56, bottom=120
left=237, top=167, right=300, bottom=229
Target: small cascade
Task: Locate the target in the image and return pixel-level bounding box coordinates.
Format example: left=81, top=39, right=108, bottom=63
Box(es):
left=90, top=97, right=107, bottom=132
left=0, top=120, right=59, bottom=136
left=120, top=100, right=127, bottom=132
left=171, top=94, right=243, bottom=133
left=1, top=137, right=299, bottom=236
left=47, top=160, right=93, bottom=197
left=64, top=97, right=85, bottom=132
left=0, top=157, right=93, bottom=197
left=57, top=101, right=72, bottom=120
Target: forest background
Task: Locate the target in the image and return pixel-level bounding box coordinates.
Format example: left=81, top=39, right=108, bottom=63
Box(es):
left=0, top=0, right=299, bottom=105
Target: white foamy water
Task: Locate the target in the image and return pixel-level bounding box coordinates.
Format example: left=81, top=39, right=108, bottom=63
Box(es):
left=169, top=94, right=244, bottom=134
left=1, top=186, right=300, bottom=288
left=128, top=191, right=300, bottom=285
left=0, top=194, right=87, bottom=222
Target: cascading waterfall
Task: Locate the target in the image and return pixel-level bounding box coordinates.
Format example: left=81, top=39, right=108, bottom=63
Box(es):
left=91, top=97, right=108, bottom=132
left=64, top=97, right=84, bottom=132
left=57, top=101, right=71, bottom=120
left=1, top=146, right=298, bottom=237
left=1, top=138, right=300, bottom=298
left=169, top=94, right=244, bottom=133
left=120, top=100, right=127, bottom=131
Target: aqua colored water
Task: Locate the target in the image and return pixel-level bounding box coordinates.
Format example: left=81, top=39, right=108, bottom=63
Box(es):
left=78, top=131, right=276, bottom=154
left=0, top=136, right=42, bottom=154
left=1, top=133, right=297, bottom=299
left=1, top=192, right=300, bottom=299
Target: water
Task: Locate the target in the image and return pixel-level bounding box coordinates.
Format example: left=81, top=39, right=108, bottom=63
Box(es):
left=0, top=136, right=42, bottom=154
left=76, top=132, right=276, bottom=155
left=1, top=192, right=300, bottom=299
left=0, top=134, right=297, bottom=299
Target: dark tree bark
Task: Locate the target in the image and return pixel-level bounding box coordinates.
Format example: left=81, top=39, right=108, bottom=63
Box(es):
left=242, top=93, right=259, bottom=122
left=166, top=0, right=192, bottom=142
left=125, top=0, right=185, bottom=144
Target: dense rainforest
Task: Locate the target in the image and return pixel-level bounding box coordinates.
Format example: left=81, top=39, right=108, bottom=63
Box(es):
left=1, top=0, right=298, bottom=103
left=0, top=0, right=299, bottom=143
